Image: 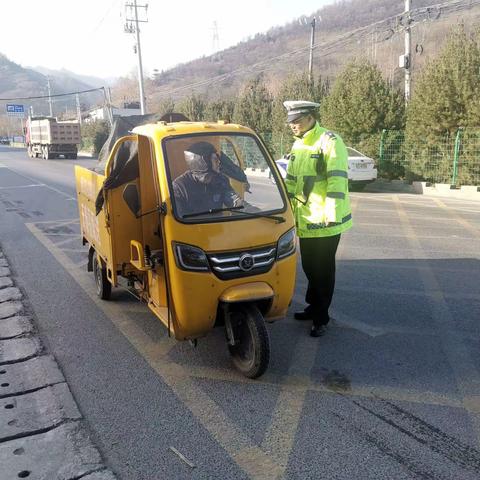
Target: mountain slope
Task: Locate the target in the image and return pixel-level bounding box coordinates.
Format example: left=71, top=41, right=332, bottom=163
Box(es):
left=146, top=0, right=480, bottom=105
left=32, top=66, right=110, bottom=89
left=0, top=55, right=105, bottom=116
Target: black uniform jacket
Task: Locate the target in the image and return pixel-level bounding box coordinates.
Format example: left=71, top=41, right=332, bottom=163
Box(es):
left=172, top=171, right=241, bottom=218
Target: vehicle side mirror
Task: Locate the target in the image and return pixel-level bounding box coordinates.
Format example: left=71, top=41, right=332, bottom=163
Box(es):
left=123, top=184, right=141, bottom=217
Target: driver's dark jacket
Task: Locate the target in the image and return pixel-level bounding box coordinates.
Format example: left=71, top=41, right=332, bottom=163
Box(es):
left=172, top=171, right=241, bottom=218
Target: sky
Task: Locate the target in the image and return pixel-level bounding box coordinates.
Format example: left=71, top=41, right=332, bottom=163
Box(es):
left=0, top=0, right=334, bottom=79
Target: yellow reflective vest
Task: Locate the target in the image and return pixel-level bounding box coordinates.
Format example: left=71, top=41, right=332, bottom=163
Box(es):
left=285, top=122, right=353, bottom=238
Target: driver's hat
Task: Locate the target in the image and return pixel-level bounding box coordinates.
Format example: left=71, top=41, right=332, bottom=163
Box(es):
left=283, top=100, right=320, bottom=123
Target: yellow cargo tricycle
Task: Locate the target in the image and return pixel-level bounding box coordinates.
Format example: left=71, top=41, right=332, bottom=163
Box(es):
left=75, top=117, right=296, bottom=378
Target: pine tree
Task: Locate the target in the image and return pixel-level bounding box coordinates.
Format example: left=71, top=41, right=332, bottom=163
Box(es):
left=233, top=76, right=273, bottom=149
left=406, top=27, right=480, bottom=184
left=178, top=94, right=206, bottom=121
left=204, top=100, right=235, bottom=123
left=321, top=60, right=404, bottom=160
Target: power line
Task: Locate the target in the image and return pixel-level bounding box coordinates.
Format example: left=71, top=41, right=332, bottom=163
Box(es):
left=0, top=87, right=106, bottom=102
left=153, top=0, right=480, bottom=99
left=91, top=0, right=122, bottom=33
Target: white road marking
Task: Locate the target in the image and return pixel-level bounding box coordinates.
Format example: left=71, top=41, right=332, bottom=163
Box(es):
left=0, top=184, right=45, bottom=190
left=0, top=163, right=76, bottom=200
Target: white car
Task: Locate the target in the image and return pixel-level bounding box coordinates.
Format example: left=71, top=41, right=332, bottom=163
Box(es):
left=270, top=159, right=288, bottom=184
left=347, top=147, right=377, bottom=191
left=272, top=147, right=377, bottom=191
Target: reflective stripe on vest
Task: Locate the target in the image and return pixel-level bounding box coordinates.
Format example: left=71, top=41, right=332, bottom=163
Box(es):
left=306, top=213, right=352, bottom=230
left=327, top=170, right=348, bottom=178
left=326, top=191, right=346, bottom=199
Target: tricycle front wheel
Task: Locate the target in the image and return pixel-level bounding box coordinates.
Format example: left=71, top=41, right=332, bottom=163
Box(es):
left=227, top=304, right=270, bottom=379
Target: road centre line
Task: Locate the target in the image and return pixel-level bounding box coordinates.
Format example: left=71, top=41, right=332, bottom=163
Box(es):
left=393, top=195, right=480, bottom=446
left=0, top=163, right=76, bottom=200
left=25, top=222, right=284, bottom=480
left=0, top=184, right=45, bottom=190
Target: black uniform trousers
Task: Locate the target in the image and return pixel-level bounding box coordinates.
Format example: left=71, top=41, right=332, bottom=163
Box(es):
left=299, top=234, right=341, bottom=327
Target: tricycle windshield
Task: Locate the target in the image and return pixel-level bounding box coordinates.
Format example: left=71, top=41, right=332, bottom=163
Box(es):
left=164, top=133, right=287, bottom=223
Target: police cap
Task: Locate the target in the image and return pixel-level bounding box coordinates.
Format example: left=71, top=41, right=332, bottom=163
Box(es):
left=283, top=100, right=320, bottom=123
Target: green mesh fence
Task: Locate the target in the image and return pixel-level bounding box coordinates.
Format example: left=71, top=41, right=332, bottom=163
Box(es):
left=379, top=128, right=480, bottom=186
left=455, top=129, right=480, bottom=186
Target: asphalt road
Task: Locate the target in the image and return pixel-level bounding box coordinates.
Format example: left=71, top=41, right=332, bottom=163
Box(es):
left=1, top=145, right=480, bottom=480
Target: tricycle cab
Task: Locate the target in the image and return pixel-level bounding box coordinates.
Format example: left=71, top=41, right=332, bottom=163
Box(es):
left=76, top=120, right=297, bottom=378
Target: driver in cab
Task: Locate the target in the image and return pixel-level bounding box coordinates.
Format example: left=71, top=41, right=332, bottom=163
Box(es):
left=172, top=141, right=243, bottom=218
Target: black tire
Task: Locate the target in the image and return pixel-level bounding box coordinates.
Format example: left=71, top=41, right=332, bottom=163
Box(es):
left=227, top=303, right=270, bottom=379
left=93, top=255, right=111, bottom=300
left=349, top=182, right=366, bottom=192
left=70, top=153, right=78, bottom=160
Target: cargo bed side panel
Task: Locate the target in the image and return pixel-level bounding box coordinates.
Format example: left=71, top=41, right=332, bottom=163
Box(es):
left=75, top=166, right=113, bottom=270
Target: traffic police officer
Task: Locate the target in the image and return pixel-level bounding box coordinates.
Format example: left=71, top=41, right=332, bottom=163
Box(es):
left=284, top=100, right=352, bottom=337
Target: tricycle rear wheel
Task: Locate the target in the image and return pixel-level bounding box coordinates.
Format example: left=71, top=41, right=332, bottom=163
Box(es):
left=93, top=255, right=111, bottom=300
left=227, top=304, right=270, bottom=379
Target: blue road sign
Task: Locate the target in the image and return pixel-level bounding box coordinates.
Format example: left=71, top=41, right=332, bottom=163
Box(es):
left=6, top=104, right=25, bottom=116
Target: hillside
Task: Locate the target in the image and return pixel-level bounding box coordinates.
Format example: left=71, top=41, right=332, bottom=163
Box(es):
left=0, top=55, right=105, bottom=117
left=144, top=0, right=480, bottom=107
left=32, top=66, right=109, bottom=90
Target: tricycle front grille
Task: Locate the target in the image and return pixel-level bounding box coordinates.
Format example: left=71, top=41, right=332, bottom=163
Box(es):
left=208, top=245, right=277, bottom=280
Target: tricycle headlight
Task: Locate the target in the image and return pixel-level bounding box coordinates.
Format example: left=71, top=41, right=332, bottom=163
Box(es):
left=277, top=228, right=296, bottom=259
left=173, top=242, right=210, bottom=271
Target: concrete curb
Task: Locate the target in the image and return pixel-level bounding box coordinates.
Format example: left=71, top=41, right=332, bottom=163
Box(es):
left=365, top=179, right=415, bottom=194
left=412, top=181, right=480, bottom=201
left=0, top=246, right=117, bottom=479
left=0, top=423, right=109, bottom=480
left=367, top=179, right=480, bottom=200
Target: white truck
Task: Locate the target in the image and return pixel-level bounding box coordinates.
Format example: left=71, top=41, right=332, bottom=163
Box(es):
left=25, top=116, right=81, bottom=160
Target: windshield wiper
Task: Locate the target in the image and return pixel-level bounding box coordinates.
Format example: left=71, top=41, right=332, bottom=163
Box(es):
left=229, top=207, right=286, bottom=223
left=182, top=205, right=285, bottom=223
left=182, top=205, right=244, bottom=219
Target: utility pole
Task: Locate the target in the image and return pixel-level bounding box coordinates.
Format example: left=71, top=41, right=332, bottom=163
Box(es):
left=75, top=93, right=82, bottom=125
left=124, top=1, right=148, bottom=115
left=107, top=87, right=114, bottom=126
left=212, top=21, right=220, bottom=53
left=404, top=0, right=412, bottom=102
left=308, top=17, right=316, bottom=86
left=47, top=77, right=53, bottom=117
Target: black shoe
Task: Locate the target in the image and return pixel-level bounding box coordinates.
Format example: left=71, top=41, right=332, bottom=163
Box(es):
left=310, top=325, right=327, bottom=337
left=294, top=310, right=312, bottom=321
